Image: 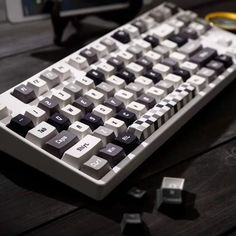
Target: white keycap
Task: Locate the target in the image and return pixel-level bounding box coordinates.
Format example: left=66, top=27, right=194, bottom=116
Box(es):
left=126, top=101, right=147, bottom=118
left=105, top=117, right=127, bottom=136
left=160, top=40, right=178, bottom=51
left=164, top=74, right=183, bottom=88
left=128, top=123, right=149, bottom=141
left=0, top=104, right=8, bottom=120
left=62, top=135, right=103, bottom=169
left=114, top=89, right=135, bottom=106
left=169, top=52, right=187, bottom=64
left=153, top=63, right=171, bottom=77
left=26, top=122, right=58, bottom=147
left=117, top=51, right=134, bottom=64
left=146, top=87, right=166, bottom=102
left=25, top=106, right=47, bottom=125
left=123, top=25, right=139, bottom=38
left=168, top=18, right=184, bottom=30
left=27, top=78, right=48, bottom=96
left=189, top=22, right=205, bottom=35
left=68, top=55, right=89, bottom=70
left=217, top=37, right=232, bottom=47
left=153, top=24, right=174, bottom=40
left=85, top=89, right=105, bottom=106
left=125, top=82, right=143, bottom=98
left=180, top=61, right=198, bottom=74
left=69, top=121, right=92, bottom=139
left=51, top=90, right=72, bottom=108
left=75, top=76, right=95, bottom=92
left=92, top=104, right=114, bottom=122
left=135, top=39, right=151, bottom=52
left=97, top=63, right=115, bottom=78
left=144, top=51, right=162, bottom=64
left=126, top=63, right=144, bottom=77
left=141, top=15, right=156, bottom=29
left=187, top=75, right=207, bottom=92
left=135, top=76, right=154, bottom=91
left=106, top=75, right=126, bottom=91
left=61, top=104, right=82, bottom=123
left=91, top=43, right=108, bottom=58
left=52, top=63, right=71, bottom=81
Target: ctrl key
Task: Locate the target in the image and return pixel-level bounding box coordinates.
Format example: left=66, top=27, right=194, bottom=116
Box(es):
left=44, top=130, right=78, bottom=158
left=80, top=155, right=111, bottom=180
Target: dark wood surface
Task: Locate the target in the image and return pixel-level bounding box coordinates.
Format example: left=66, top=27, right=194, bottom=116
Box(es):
left=1, top=1, right=236, bottom=236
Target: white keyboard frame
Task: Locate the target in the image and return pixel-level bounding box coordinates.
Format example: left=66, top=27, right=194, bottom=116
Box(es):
left=1, top=4, right=236, bottom=200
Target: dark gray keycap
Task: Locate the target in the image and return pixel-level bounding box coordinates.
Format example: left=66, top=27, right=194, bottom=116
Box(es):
left=177, top=14, right=192, bottom=25
left=73, top=96, right=94, bottom=114
left=63, top=83, right=82, bottom=99
left=104, top=97, right=124, bottom=113
left=40, top=70, right=60, bottom=88
left=136, top=94, right=155, bottom=109
left=190, top=47, right=217, bottom=67
left=132, top=20, right=147, bottom=34
left=80, top=155, right=111, bottom=180
left=149, top=9, right=165, bottom=22
left=38, top=97, right=60, bottom=116
left=100, top=38, right=117, bottom=52
left=197, top=67, right=216, bottom=83
left=44, top=130, right=78, bottom=158
left=206, top=60, right=225, bottom=75
left=162, top=58, right=178, bottom=70
left=180, top=27, right=198, bottom=39
left=80, top=49, right=98, bottom=65
left=98, top=143, right=126, bottom=167
left=12, top=84, right=36, bottom=104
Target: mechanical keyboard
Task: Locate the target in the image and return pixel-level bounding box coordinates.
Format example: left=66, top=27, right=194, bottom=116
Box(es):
left=1, top=2, right=236, bottom=200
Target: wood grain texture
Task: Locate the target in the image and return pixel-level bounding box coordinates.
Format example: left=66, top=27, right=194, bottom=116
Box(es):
left=0, top=1, right=236, bottom=236
left=24, top=139, right=236, bottom=236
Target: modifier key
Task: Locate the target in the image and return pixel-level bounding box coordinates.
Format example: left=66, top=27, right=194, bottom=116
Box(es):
left=190, top=47, right=217, bottom=67
left=112, top=30, right=131, bottom=44
left=113, top=132, right=139, bottom=154
left=7, top=114, right=34, bottom=137
left=12, top=84, right=36, bottom=104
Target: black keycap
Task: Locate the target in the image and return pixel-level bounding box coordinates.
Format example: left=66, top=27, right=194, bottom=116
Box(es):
left=116, top=69, right=135, bottom=84
left=136, top=57, right=153, bottom=71
left=12, top=85, right=36, bottom=104
left=136, top=94, right=156, bottom=109
left=7, top=114, right=34, bottom=137
left=47, top=113, right=71, bottom=132
left=121, top=213, right=144, bottom=235
left=104, top=97, right=124, bottom=113
left=116, top=109, right=137, bottom=127
left=168, top=34, right=188, bottom=47
left=107, top=57, right=125, bottom=71
left=173, top=68, right=191, bottom=81
left=206, top=60, right=225, bottom=75
left=98, top=143, right=126, bottom=167
left=190, top=47, right=217, bottom=67
left=112, top=30, right=131, bottom=44
left=180, top=27, right=198, bottom=39
left=143, top=35, right=159, bottom=48
left=73, top=96, right=94, bottom=114
left=162, top=58, right=178, bottom=70
left=38, top=97, right=60, bottom=116
left=44, top=130, right=78, bottom=158
left=80, top=48, right=98, bottom=65
left=80, top=113, right=104, bottom=131
left=113, top=132, right=139, bottom=154
left=132, top=20, right=147, bottom=34
left=164, top=2, right=179, bottom=14
left=86, top=69, right=105, bottom=85
left=215, top=54, right=233, bottom=68
left=127, top=187, right=147, bottom=202
left=143, top=70, right=162, bottom=83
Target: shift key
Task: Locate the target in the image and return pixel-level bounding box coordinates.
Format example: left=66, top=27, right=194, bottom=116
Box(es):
left=44, top=130, right=78, bottom=158
left=62, top=135, right=103, bottom=169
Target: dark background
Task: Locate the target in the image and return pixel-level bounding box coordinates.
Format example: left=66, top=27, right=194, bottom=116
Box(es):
left=0, top=0, right=236, bottom=235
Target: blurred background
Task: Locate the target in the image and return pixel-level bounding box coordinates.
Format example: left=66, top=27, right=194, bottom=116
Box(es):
left=0, top=0, right=235, bottom=93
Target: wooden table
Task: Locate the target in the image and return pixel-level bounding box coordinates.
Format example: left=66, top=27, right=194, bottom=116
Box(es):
left=0, top=1, right=236, bottom=235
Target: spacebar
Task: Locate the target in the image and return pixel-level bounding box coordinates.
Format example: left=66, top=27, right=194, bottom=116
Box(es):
left=62, top=135, right=103, bottom=169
